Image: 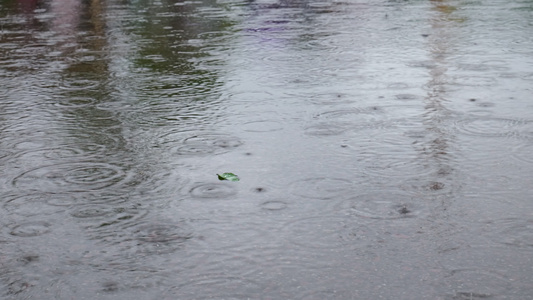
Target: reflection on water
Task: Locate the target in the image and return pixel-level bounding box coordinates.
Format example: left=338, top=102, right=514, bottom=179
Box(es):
left=1, top=0, right=533, bottom=298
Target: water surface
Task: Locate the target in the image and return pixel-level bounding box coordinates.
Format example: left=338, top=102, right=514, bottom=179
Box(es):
left=1, top=0, right=533, bottom=299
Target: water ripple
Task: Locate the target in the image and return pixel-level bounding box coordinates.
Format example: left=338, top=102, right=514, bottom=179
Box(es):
left=511, top=143, right=533, bottom=164
left=188, top=182, right=238, bottom=199
left=299, top=289, right=357, bottom=300
left=69, top=205, right=116, bottom=219
left=134, top=222, right=193, bottom=244
left=15, top=147, right=87, bottom=161
left=2, top=129, right=126, bottom=160
left=281, top=216, right=377, bottom=250
left=332, top=191, right=428, bottom=220
left=125, top=104, right=219, bottom=128
left=305, top=92, right=360, bottom=105
left=9, top=221, right=52, bottom=237
left=163, top=274, right=264, bottom=300
left=453, top=117, right=529, bottom=139
left=338, top=129, right=434, bottom=178
left=400, top=177, right=458, bottom=197
left=303, top=122, right=351, bottom=136
left=289, top=177, right=355, bottom=200
left=50, top=95, right=96, bottom=108
left=12, top=162, right=128, bottom=192
left=44, top=191, right=129, bottom=206
left=482, top=218, right=533, bottom=249
left=395, top=93, right=422, bottom=101
left=311, top=106, right=391, bottom=127
left=90, top=203, right=148, bottom=231
left=444, top=269, right=513, bottom=300
left=260, top=200, right=288, bottom=211
left=156, top=131, right=243, bottom=156
left=58, top=77, right=102, bottom=91
left=242, top=120, right=284, bottom=132
left=452, top=76, right=498, bottom=87
left=3, top=194, right=64, bottom=217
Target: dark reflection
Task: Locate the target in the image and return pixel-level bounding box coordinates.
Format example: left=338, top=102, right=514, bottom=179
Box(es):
left=16, top=0, right=40, bottom=14
left=418, top=0, right=461, bottom=190
left=123, top=0, right=234, bottom=87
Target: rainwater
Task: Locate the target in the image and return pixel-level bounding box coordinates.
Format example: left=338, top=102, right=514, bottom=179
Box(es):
left=1, top=0, right=533, bottom=299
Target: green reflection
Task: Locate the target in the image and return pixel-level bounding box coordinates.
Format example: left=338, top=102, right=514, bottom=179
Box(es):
left=126, top=0, right=235, bottom=73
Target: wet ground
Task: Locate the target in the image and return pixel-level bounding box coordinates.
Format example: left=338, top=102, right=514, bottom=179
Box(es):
left=1, top=0, right=533, bottom=299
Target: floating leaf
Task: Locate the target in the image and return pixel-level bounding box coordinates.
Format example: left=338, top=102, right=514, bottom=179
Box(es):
left=217, top=173, right=240, bottom=181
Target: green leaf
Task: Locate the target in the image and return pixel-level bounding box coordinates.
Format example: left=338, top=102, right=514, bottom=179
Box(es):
left=217, top=172, right=240, bottom=181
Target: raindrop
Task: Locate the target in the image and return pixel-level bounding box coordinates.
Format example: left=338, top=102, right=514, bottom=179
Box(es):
left=427, top=181, right=445, bottom=191
left=476, top=102, right=495, bottom=108
left=400, top=178, right=455, bottom=196
left=306, top=92, right=356, bottom=105
left=253, top=187, right=266, bottom=193
left=18, top=255, right=39, bottom=264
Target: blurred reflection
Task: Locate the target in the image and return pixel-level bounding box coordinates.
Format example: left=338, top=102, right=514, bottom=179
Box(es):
left=422, top=0, right=462, bottom=164
left=108, top=0, right=235, bottom=133
left=50, top=0, right=81, bottom=37
left=16, top=0, right=39, bottom=14
left=420, top=0, right=463, bottom=255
